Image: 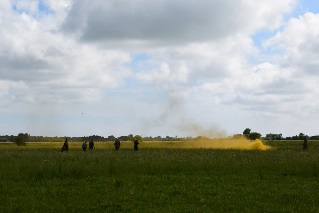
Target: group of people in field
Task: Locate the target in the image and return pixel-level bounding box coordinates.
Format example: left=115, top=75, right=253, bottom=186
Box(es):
left=113, top=138, right=139, bottom=151
left=82, top=140, right=95, bottom=151
left=60, top=138, right=140, bottom=153
left=61, top=136, right=308, bottom=152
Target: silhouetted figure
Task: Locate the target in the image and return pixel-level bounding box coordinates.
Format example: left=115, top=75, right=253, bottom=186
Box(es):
left=82, top=141, right=87, bottom=151
left=89, top=140, right=95, bottom=150
left=303, top=137, right=308, bottom=150
left=134, top=139, right=139, bottom=151
left=61, top=138, right=69, bottom=153
left=114, top=138, right=121, bottom=151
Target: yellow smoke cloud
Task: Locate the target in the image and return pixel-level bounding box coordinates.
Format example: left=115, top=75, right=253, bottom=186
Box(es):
left=143, top=137, right=269, bottom=150
left=179, top=137, right=269, bottom=150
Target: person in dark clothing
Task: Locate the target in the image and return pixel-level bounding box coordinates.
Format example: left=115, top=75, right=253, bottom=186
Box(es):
left=61, top=138, right=69, bottom=153
left=89, top=140, right=95, bottom=150
left=82, top=141, right=87, bottom=151
left=114, top=138, right=121, bottom=151
left=134, top=139, right=139, bottom=151
left=303, top=136, right=308, bottom=150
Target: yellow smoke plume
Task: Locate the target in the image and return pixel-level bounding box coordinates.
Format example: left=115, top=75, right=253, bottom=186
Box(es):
left=178, top=137, right=269, bottom=150
left=143, top=136, right=269, bottom=150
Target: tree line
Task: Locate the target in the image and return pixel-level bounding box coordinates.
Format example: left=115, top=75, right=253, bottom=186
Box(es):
left=239, top=128, right=319, bottom=140
left=1, top=129, right=318, bottom=146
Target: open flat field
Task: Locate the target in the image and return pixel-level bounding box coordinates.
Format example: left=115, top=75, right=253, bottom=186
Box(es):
left=1, top=140, right=319, bottom=212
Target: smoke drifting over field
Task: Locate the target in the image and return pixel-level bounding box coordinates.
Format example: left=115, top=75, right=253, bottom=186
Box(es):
left=177, top=120, right=226, bottom=139
left=143, top=94, right=226, bottom=138
left=144, top=137, right=268, bottom=151
left=179, top=138, right=268, bottom=151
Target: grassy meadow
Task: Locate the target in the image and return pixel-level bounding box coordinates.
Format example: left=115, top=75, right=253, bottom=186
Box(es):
left=1, top=140, right=319, bottom=212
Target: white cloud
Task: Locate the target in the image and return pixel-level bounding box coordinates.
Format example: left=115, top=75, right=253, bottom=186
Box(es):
left=2, top=0, right=319, bottom=137
left=62, top=0, right=296, bottom=45
left=265, top=12, right=319, bottom=75
left=0, top=1, right=132, bottom=105
left=257, top=12, right=319, bottom=117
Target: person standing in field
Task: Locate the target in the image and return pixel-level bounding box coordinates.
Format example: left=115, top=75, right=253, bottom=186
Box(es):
left=61, top=138, right=69, bottom=153
left=134, top=139, right=139, bottom=151
left=114, top=138, right=121, bottom=151
left=82, top=141, right=87, bottom=151
left=303, top=136, right=308, bottom=150
left=89, top=140, right=95, bottom=150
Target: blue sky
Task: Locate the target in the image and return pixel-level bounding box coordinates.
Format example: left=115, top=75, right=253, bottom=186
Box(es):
left=295, top=0, right=319, bottom=14
left=1, top=0, right=319, bottom=138
left=12, top=0, right=54, bottom=17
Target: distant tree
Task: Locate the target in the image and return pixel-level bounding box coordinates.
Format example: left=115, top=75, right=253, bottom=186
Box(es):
left=16, top=133, right=29, bottom=146
left=130, top=135, right=143, bottom=143
left=118, top=136, right=129, bottom=141
left=232, top=134, right=245, bottom=139
left=243, top=128, right=251, bottom=138
left=299, top=133, right=305, bottom=140
left=107, top=135, right=116, bottom=141
left=265, top=133, right=283, bottom=140
left=155, top=136, right=162, bottom=141
left=277, top=134, right=283, bottom=140
left=248, top=132, right=262, bottom=140
left=292, top=135, right=299, bottom=140
left=194, top=136, right=210, bottom=141
left=165, top=136, right=174, bottom=141
left=143, top=136, right=153, bottom=141
left=17, top=133, right=29, bottom=142
left=127, top=134, right=134, bottom=140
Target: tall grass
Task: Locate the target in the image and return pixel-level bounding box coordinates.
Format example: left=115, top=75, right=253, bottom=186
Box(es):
left=1, top=141, right=319, bottom=212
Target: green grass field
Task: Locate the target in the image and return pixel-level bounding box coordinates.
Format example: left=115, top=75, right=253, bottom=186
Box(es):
left=1, top=140, right=319, bottom=212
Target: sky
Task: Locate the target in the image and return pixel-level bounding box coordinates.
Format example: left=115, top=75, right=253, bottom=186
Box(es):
left=1, top=0, right=319, bottom=138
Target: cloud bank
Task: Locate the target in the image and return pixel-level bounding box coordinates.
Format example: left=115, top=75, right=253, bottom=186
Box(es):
left=1, top=0, right=319, bottom=137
